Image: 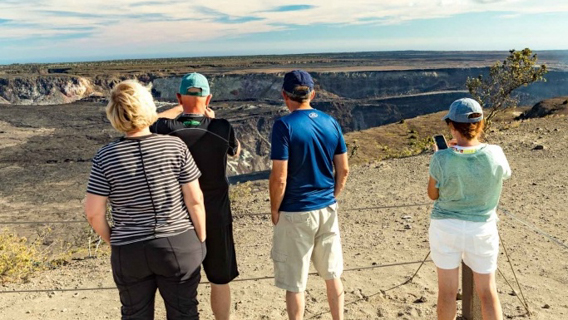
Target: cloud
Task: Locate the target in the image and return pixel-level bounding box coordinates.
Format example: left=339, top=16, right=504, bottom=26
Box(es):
left=471, top=0, right=507, bottom=3
left=52, top=32, right=95, bottom=41
left=267, top=5, right=316, bottom=12
left=196, top=6, right=264, bottom=24
left=0, top=0, right=567, bottom=62
left=39, top=10, right=107, bottom=19
left=129, top=1, right=168, bottom=7
left=499, top=13, right=522, bottom=18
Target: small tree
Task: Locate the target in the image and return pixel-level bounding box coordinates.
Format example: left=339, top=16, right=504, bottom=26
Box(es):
left=466, top=48, right=547, bottom=125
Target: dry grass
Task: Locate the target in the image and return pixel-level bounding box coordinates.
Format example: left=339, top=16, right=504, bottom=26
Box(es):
left=229, top=181, right=254, bottom=205
left=344, top=111, right=446, bottom=165
left=344, top=107, right=528, bottom=166
left=0, top=228, right=48, bottom=284
left=0, top=224, right=108, bottom=284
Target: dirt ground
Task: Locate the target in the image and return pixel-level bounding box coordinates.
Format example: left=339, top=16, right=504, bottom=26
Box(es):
left=0, top=104, right=567, bottom=319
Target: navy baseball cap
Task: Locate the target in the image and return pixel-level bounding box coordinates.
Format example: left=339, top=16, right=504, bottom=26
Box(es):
left=443, top=98, right=484, bottom=123
left=282, top=70, right=314, bottom=94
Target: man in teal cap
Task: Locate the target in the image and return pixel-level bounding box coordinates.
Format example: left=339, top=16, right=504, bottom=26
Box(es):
left=152, top=72, right=241, bottom=320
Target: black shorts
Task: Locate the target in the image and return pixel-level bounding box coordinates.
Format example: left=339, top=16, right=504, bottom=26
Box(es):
left=202, top=223, right=239, bottom=284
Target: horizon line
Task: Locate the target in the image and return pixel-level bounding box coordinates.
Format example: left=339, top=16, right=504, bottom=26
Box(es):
left=2, top=48, right=568, bottom=66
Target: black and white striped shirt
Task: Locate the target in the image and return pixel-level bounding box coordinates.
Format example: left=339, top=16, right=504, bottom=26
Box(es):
left=87, top=134, right=201, bottom=246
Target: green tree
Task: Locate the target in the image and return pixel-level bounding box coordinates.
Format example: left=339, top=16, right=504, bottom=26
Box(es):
left=466, top=48, right=547, bottom=125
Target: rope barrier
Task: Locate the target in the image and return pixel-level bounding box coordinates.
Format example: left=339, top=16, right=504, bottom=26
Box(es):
left=0, top=202, right=561, bottom=320
left=233, top=203, right=431, bottom=217
left=2, top=205, right=564, bottom=254
left=497, top=268, right=530, bottom=315
left=0, top=220, right=86, bottom=225
left=306, top=250, right=432, bottom=320
left=500, top=207, right=568, bottom=250
left=342, top=203, right=430, bottom=212
left=0, top=258, right=433, bottom=294
left=0, top=203, right=432, bottom=225
left=498, top=234, right=531, bottom=316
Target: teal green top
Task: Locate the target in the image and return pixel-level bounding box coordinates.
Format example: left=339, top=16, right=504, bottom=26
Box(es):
left=429, top=144, right=511, bottom=222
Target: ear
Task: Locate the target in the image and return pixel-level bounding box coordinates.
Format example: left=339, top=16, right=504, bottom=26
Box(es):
left=281, top=91, right=288, bottom=101
left=176, top=93, right=182, bottom=105
left=205, top=94, right=212, bottom=106
left=310, top=90, right=316, bottom=100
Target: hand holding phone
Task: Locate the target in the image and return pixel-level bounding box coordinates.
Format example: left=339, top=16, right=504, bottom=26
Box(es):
left=433, top=134, right=448, bottom=151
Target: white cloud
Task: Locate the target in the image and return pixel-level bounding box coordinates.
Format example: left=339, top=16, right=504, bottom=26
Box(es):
left=0, top=0, right=567, bottom=61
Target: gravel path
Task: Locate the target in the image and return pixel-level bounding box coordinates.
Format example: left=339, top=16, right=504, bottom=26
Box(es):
left=1, top=115, right=567, bottom=319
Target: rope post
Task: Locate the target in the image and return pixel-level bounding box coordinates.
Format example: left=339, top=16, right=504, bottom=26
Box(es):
left=462, top=262, right=482, bottom=320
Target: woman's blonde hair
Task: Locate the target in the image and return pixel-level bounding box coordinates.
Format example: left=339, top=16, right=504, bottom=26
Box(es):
left=106, top=80, right=157, bottom=133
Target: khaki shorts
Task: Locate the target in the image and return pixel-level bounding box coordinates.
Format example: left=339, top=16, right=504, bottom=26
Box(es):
left=271, top=203, right=343, bottom=292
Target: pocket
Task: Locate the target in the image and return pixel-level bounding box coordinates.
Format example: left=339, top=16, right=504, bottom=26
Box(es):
left=429, top=224, right=460, bottom=254
left=473, top=232, right=499, bottom=256
left=329, top=202, right=338, bottom=212
left=283, top=212, right=310, bottom=224
left=271, top=249, right=287, bottom=262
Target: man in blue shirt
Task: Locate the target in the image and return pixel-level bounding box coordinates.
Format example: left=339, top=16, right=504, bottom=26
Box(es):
left=269, top=70, right=350, bottom=320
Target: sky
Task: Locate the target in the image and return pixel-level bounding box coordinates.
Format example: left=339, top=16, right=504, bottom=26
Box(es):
left=1, top=0, right=568, bottom=64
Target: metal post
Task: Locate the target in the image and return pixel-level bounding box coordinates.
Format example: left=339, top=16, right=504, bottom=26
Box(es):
left=462, top=262, right=482, bottom=320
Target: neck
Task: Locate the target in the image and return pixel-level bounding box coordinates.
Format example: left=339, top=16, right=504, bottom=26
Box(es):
left=183, top=103, right=206, bottom=115
left=125, top=127, right=152, bottom=138
left=289, top=102, right=312, bottom=112
left=455, top=136, right=481, bottom=147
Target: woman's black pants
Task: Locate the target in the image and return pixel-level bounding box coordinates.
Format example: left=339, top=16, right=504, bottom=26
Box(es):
left=111, top=229, right=206, bottom=320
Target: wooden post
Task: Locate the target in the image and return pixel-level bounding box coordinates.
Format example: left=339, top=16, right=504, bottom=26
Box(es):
left=462, top=262, right=482, bottom=320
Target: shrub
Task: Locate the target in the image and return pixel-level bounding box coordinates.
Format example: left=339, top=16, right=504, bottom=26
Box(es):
left=466, top=48, right=547, bottom=126
left=0, top=229, right=47, bottom=283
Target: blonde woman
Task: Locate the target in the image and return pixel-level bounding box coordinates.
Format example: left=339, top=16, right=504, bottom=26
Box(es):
left=85, top=80, right=206, bottom=319
left=428, top=98, right=511, bottom=320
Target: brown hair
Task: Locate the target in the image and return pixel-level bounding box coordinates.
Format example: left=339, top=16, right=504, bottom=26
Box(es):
left=446, top=113, right=485, bottom=140
left=284, top=86, right=312, bottom=103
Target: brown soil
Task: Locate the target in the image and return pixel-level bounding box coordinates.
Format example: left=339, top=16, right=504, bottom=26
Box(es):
left=0, top=105, right=567, bottom=319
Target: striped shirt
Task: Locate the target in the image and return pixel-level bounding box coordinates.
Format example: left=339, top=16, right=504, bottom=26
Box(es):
left=87, top=134, right=201, bottom=246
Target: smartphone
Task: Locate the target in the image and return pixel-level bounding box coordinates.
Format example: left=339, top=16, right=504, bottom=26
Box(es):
left=433, top=134, right=448, bottom=150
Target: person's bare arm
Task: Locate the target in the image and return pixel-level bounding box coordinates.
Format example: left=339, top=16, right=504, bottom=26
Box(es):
left=158, top=105, right=183, bottom=119
left=85, top=193, right=111, bottom=244
left=333, top=153, right=349, bottom=198
left=181, top=179, right=206, bottom=242
left=230, top=140, right=241, bottom=158
left=269, top=160, right=288, bottom=225
left=427, top=176, right=439, bottom=200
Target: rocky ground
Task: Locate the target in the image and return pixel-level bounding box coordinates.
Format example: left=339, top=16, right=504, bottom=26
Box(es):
left=0, top=103, right=567, bottom=319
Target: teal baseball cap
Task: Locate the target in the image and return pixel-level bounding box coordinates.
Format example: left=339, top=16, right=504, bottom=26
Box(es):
left=179, top=73, right=210, bottom=96
left=443, top=98, right=484, bottom=123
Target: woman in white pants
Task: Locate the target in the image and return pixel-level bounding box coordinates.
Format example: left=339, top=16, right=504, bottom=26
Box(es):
left=427, top=98, right=511, bottom=320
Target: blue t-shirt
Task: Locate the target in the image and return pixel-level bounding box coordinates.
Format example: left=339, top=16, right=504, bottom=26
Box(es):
left=271, top=109, right=347, bottom=212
